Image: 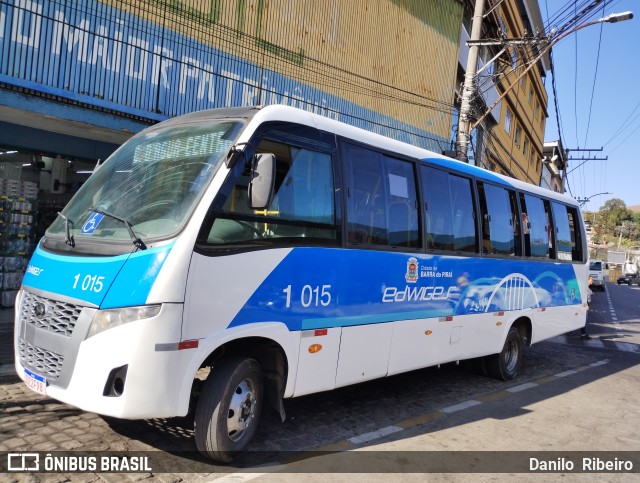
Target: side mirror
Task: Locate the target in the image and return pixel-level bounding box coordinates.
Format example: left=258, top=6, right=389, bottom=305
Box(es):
left=248, top=153, right=276, bottom=210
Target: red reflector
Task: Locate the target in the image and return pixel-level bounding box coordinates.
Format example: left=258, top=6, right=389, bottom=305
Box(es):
left=178, top=340, right=199, bottom=350
left=314, top=329, right=328, bottom=337
left=445, top=316, right=453, bottom=322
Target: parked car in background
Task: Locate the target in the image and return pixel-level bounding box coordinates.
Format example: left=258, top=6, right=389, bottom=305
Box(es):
left=589, top=260, right=606, bottom=291
left=617, top=272, right=640, bottom=286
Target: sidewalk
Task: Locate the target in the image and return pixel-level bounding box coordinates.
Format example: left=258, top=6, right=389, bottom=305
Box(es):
left=0, top=306, right=17, bottom=382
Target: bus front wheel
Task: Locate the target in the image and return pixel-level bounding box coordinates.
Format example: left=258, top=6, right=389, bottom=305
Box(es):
left=194, top=357, right=264, bottom=462
left=485, top=327, right=523, bottom=381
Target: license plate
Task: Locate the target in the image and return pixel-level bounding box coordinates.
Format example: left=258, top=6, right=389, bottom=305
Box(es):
left=24, top=368, right=47, bottom=395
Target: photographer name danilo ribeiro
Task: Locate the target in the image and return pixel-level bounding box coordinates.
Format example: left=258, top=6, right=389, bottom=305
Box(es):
left=530, top=457, right=634, bottom=472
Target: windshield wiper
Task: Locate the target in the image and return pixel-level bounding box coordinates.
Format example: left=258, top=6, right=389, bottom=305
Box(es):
left=89, top=207, right=147, bottom=250
left=57, top=212, right=75, bottom=248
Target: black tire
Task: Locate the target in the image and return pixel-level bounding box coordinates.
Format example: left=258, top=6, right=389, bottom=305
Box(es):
left=484, top=327, right=524, bottom=381
left=195, top=357, right=263, bottom=463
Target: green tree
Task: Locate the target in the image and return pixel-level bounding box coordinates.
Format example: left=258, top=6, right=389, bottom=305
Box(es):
left=595, top=198, right=632, bottom=243
left=630, top=213, right=640, bottom=242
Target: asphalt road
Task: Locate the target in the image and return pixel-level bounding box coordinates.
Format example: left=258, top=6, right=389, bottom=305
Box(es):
left=586, top=282, right=640, bottom=345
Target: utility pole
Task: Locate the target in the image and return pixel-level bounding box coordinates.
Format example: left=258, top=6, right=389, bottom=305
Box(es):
left=456, top=10, right=633, bottom=167
left=618, top=222, right=625, bottom=250
left=566, top=148, right=608, bottom=179
left=456, top=0, right=485, bottom=163
left=468, top=12, right=633, bottom=132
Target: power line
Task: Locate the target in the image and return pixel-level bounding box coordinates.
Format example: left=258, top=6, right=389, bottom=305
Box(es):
left=583, top=2, right=606, bottom=146
left=574, top=1, right=580, bottom=148
left=603, top=100, right=640, bottom=147
left=548, top=52, right=566, bottom=158
left=608, top=121, right=640, bottom=156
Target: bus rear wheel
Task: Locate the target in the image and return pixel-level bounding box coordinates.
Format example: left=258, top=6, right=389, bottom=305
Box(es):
left=194, top=357, right=263, bottom=463
left=485, top=327, right=523, bottom=381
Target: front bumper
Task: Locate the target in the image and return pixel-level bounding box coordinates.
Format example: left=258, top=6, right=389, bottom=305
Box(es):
left=15, top=289, right=194, bottom=419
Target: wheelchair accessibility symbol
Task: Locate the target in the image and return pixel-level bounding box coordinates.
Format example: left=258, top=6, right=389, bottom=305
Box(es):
left=81, top=212, right=105, bottom=234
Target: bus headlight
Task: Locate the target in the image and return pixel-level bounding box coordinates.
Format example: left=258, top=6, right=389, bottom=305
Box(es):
left=87, top=305, right=161, bottom=339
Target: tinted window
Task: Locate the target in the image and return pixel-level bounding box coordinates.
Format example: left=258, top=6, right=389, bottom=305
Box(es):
left=344, top=143, right=420, bottom=248
left=421, top=166, right=477, bottom=252
left=589, top=261, right=602, bottom=271
left=521, top=194, right=551, bottom=258
left=552, top=202, right=573, bottom=261
left=384, top=155, right=420, bottom=248
left=567, top=206, right=584, bottom=262
left=207, top=139, right=336, bottom=244
left=478, top=182, right=519, bottom=255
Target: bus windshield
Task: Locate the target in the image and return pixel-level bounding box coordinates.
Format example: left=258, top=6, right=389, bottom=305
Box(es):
left=47, top=120, right=242, bottom=248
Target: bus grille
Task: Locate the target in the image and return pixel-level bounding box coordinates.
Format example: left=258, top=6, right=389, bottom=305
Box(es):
left=20, top=291, right=82, bottom=337
left=18, top=338, right=65, bottom=379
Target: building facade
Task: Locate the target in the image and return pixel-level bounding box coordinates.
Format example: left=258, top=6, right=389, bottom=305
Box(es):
left=457, top=0, right=550, bottom=185
left=542, top=140, right=567, bottom=193
left=0, top=0, right=464, bottom=160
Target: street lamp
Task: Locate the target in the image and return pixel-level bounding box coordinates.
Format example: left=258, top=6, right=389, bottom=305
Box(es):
left=456, top=11, right=634, bottom=162
left=576, top=192, right=612, bottom=207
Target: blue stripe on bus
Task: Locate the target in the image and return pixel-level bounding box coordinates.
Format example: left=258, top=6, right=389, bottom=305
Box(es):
left=228, top=247, right=581, bottom=332
left=301, top=308, right=453, bottom=330
left=100, top=244, right=175, bottom=309
left=423, top=157, right=513, bottom=186
left=23, top=243, right=174, bottom=307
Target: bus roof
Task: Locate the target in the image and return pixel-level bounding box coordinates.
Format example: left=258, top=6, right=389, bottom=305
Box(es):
left=153, top=104, right=579, bottom=207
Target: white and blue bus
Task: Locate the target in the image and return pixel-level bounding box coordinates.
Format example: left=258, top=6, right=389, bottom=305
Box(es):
left=15, top=105, right=588, bottom=462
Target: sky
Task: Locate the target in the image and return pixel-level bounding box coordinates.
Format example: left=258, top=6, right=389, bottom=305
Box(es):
left=539, top=0, right=639, bottom=212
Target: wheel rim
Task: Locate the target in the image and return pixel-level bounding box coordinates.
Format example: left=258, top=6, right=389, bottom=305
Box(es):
left=226, top=378, right=257, bottom=442
left=503, top=336, right=520, bottom=373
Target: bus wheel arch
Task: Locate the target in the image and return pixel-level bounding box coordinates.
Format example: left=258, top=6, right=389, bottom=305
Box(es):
left=485, top=318, right=530, bottom=381
left=511, top=316, right=532, bottom=347
left=190, top=337, right=289, bottom=443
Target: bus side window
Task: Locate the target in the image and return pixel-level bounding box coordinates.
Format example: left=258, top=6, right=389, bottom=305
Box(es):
left=206, top=139, right=337, bottom=245
left=509, top=190, right=522, bottom=256
left=544, top=199, right=555, bottom=259
left=344, top=144, right=386, bottom=244
left=420, top=166, right=477, bottom=253
left=552, top=202, right=580, bottom=261
left=567, top=207, right=584, bottom=262
left=343, top=143, right=420, bottom=248
left=421, top=166, right=452, bottom=250
left=384, top=155, right=420, bottom=248
left=449, top=174, right=478, bottom=253
left=477, top=182, right=518, bottom=256
left=523, top=194, right=550, bottom=259
left=519, top=193, right=531, bottom=257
